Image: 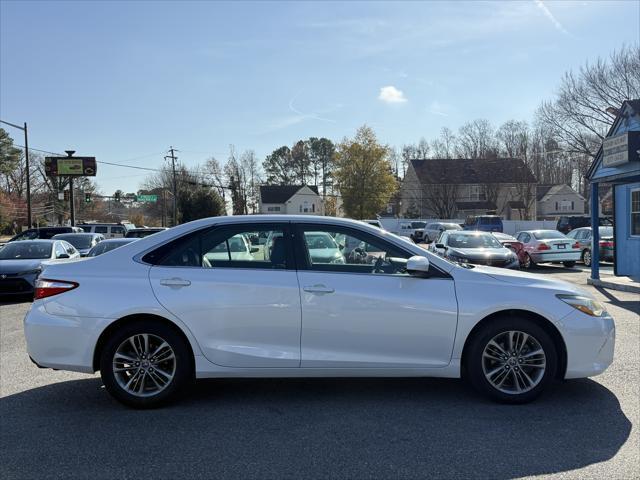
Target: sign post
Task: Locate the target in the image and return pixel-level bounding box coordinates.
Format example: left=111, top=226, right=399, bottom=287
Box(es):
left=45, top=151, right=97, bottom=226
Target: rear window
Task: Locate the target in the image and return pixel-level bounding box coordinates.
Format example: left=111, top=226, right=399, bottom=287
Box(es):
left=79, top=225, right=92, bottom=232
left=533, top=231, right=566, bottom=240
left=480, top=217, right=502, bottom=225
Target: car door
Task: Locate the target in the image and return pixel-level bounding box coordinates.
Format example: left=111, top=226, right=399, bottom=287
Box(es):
left=294, top=223, right=458, bottom=368
left=148, top=222, right=302, bottom=368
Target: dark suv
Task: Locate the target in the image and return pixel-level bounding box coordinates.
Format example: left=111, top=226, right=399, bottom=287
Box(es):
left=463, top=215, right=503, bottom=233
left=556, top=216, right=613, bottom=234
left=8, top=226, right=83, bottom=242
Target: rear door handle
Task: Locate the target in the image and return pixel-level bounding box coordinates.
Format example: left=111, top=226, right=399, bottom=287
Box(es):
left=160, top=278, right=191, bottom=287
left=303, top=284, right=334, bottom=294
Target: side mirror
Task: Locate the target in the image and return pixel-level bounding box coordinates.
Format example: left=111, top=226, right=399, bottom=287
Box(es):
left=57, top=253, right=70, bottom=259
left=435, top=243, right=446, bottom=249
left=407, top=255, right=430, bottom=277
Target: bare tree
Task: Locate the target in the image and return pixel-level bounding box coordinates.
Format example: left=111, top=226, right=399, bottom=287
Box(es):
left=425, top=184, right=459, bottom=219
left=456, top=119, right=498, bottom=159
left=537, top=44, right=640, bottom=159
left=430, top=127, right=457, bottom=159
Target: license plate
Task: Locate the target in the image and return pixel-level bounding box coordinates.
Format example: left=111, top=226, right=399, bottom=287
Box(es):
left=557, top=244, right=566, bottom=249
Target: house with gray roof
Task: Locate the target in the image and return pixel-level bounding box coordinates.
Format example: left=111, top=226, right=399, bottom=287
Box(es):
left=401, top=158, right=537, bottom=220
left=259, top=185, right=323, bottom=215
left=536, top=184, right=586, bottom=220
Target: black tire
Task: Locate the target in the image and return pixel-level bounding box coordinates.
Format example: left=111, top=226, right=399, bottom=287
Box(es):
left=465, top=316, right=558, bottom=404
left=563, top=261, right=576, bottom=268
left=100, top=320, right=193, bottom=408
left=582, top=249, right=592, bottom=267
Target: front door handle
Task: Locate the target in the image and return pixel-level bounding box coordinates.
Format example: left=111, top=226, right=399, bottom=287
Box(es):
left=160, top=278, right=191, bottom=287
left=303, top=284, right=335, bottom=294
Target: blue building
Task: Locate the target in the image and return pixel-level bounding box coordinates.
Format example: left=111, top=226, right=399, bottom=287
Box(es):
left=587, top=100, right=640, bottom=280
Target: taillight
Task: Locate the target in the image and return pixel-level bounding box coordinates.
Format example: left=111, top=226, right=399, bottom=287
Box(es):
left=34, top=278, right=79, bottom=300
left=599, top=241, right=614, bottom=247
left=537, top=243, right=551, bottom=251
left=572, top=242, right=580, bottom=249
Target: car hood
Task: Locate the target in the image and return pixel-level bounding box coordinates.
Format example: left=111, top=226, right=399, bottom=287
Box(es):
left=448, top=247, right=512, bottom=259
left=0, top=259, right=45, bottom=274
left=470, top=265, right=587, bottom=296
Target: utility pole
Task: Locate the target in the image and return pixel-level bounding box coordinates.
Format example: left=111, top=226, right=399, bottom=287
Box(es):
left=166, top=147, right=178, bottom=226
left=65, top=150, right=76, bottom=226
left=0, top=120, right=31, bottom=227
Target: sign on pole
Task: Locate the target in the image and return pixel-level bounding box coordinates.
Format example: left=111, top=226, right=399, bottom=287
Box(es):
left=45, top=156, right=97, bottom=177
left=136, top=194, right=158, bottom=203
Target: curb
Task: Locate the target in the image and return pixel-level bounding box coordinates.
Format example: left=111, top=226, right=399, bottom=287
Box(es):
left=587, top=278, right=640, bottom=294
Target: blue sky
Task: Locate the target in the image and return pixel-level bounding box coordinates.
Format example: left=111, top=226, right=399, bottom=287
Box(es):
left=1, top=0, right=638, bottom=194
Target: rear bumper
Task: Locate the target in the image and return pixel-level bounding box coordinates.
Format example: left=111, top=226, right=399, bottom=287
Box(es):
left=531, top=251, right=581, bottom=263
left=23, top=303, right=103, bottom=374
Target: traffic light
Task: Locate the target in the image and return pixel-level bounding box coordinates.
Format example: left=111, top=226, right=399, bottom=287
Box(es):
left=63, top=190, right=70, bottom=201
left=114, top=191, right=121, bottom=203
left=85, top=192, right=91, bottom=203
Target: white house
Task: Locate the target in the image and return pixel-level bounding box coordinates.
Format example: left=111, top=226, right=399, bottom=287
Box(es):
left=536, top=184, right=586, bottom=220
left=259, top=185, right=324, bottom=215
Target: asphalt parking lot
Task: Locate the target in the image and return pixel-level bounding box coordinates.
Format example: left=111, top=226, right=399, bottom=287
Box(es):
left=1, top=266, right=638, bottom=479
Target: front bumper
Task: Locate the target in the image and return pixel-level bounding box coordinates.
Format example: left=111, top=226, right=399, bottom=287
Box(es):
left=531, top=251, right=581, bottom=263
left=560, top=309, right=615, bottom=379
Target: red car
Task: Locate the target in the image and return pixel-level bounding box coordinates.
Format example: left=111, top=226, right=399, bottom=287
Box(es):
left=492, top=232, right=526, bottom=268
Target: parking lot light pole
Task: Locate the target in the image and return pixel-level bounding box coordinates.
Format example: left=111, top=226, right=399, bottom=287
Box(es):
left=65, top=150, right=76, bottom=226
left=0, top=120, right=31, bottom=227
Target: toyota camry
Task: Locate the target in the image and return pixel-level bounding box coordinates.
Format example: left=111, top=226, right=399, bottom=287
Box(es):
left=24, top=216, right=615, bottom=408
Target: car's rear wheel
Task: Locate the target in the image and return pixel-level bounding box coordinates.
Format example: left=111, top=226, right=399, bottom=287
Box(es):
left=100, top=321, right=193, bottom=408
left=522, top=253, right=534, bottom=269
left=582, top=249, right=592, bottom=267
left=465, top=316, right=557, bottom=404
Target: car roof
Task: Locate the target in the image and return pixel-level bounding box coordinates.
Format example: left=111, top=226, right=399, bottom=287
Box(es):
left=446, top=230, right=492, bottom=235
left=53, top=232, right=100, bottom=237
left=6, top=239, right=58, bottom=245
left=102, top=238, right=136, bottom=243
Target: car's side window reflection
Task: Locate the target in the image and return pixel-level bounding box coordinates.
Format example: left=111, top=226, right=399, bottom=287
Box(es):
left=155, top=225, right=289, bottom=269
left=301, top=227, right=410, bottom=275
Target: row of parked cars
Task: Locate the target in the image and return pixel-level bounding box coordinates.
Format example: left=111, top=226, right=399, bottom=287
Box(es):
left=0, top=224, right=168, bottom=298
left=426, top=226, right=614, bottom=270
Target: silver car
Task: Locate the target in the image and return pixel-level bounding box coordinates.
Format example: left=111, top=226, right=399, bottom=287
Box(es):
left=515, top=230, right=581, bottom=269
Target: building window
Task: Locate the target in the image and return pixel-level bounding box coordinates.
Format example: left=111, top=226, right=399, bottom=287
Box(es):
left=631, top=189, right=640, bottom=236
left=267, top=206, right=281, bottom=212
left=464, top=185, right=486, bottom=201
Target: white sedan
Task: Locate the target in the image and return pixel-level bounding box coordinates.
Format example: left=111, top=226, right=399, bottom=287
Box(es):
left=24, top=216, right=615, bottom=408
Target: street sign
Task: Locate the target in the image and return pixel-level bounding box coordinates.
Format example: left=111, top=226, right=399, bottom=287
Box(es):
left=45, top=156, right=97, bottom=177
left=136, top=194, right=158, bottom=203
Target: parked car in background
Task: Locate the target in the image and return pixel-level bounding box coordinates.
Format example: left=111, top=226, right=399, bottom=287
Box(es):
left=52, top=233, right=104, bottom=256
left=492, top=232, right=527, bottom=268
left=0, top=240, right=80, bottom=296
left=565, top=226, right=615, bottom=266
left=8, top=226, right=83, bottom=242
left=78, top=222, right=132, bottom=238
left=516, top=230, right=581, bottom=269
left=87, top=238, right=137, bottom=257
left=463, top=215, right=503, bottom=233
left=397, top=221, right=426, bottom=239
left=125, top=227, right=169, bottom=239
left=556, top=216, right=613, bottom=235
left=424, top=222, right=463, bottom=243
left=431, top=230, right=519, bottom=268
left=25, top=215, right=615, bottom=408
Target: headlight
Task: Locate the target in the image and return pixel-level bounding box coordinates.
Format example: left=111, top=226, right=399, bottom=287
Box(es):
left=556, top=294, right=608, bottom=317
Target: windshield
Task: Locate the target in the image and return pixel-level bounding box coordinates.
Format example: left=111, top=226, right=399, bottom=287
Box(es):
left=305, top=232, right=338, bottom=249
left=447, top=233, right=502, bottom=249
left=599, top=227, right=614, bottom=237
left=55, top=235, right=93, bottom=249
left=87, top=240, right=133, bottom=256
left=444, top=224, right=461, bottom=230
left=533, top=231, right=567, bottom=240
left=411, top=222, right=426, bottom=229
left=0, top=242, right=52, bottom=260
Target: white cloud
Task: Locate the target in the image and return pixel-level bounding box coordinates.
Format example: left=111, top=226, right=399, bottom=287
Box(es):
left=534, top=0, right=570, bottom=35
left=378, top=86, right=407, bottom=104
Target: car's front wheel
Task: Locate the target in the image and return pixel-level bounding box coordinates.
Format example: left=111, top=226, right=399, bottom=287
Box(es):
left=582, top=249, right=592, bottom=267
left=99, top=321, right=193, bottom=408
left=465, top=316, right=557, bottom=404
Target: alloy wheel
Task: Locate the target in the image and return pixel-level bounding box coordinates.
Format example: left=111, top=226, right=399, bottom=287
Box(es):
left=583, top=250, right=592, bottom=267
left=112, top=333, right=176, bottom=397
left=481, top=330, right=546, bottom=394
